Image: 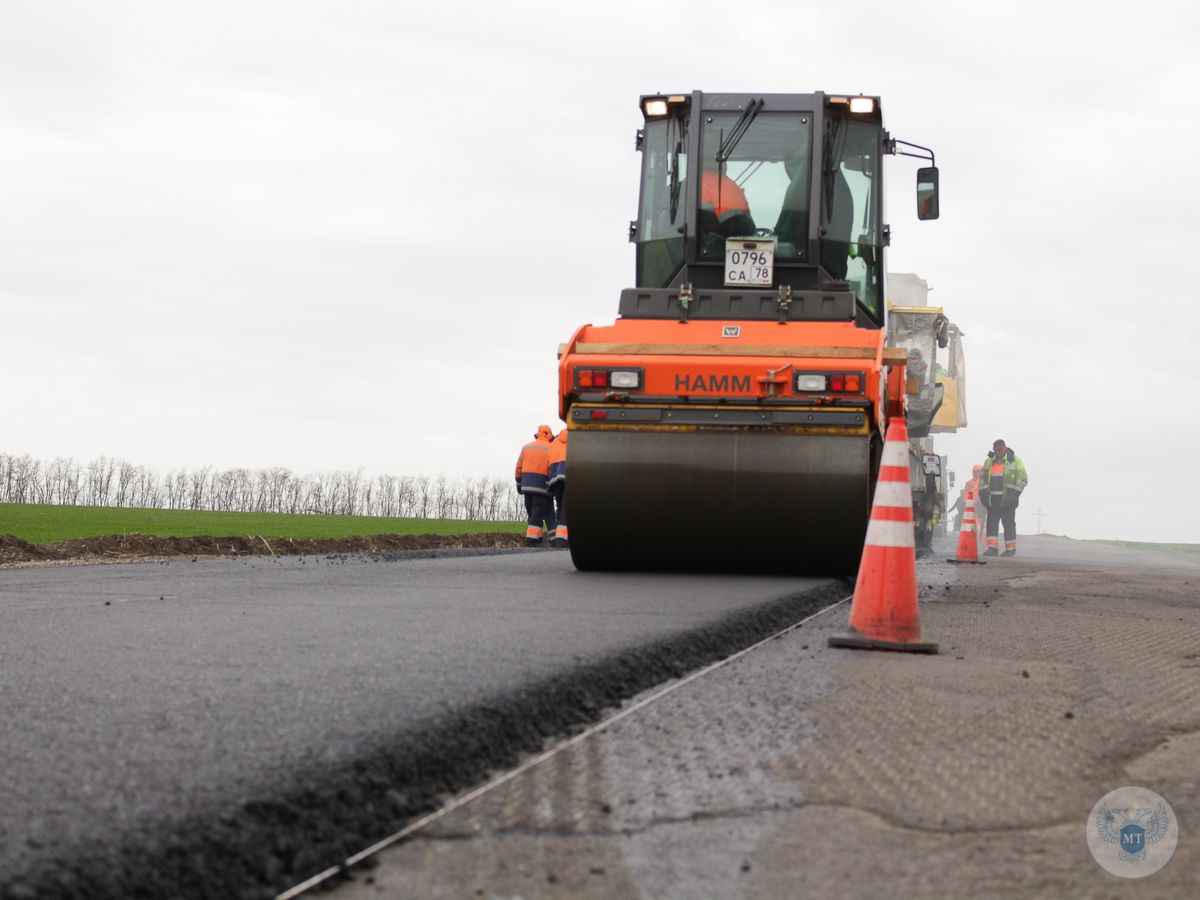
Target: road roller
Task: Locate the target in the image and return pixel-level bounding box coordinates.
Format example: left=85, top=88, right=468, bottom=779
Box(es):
left=558, top=91, right=940, bottom=573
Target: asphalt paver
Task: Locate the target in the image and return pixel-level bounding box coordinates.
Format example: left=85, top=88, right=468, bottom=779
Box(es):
left=329, top=536, right=1200, bottom=899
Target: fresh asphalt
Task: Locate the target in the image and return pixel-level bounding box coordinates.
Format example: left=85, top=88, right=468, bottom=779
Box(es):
left=0, top=550, right=846, bottom=899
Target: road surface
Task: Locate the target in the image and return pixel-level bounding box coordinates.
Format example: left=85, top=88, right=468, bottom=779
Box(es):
left=321, top=536, right=1200, bottom=899
left=0, top=549, right=844, bottom=899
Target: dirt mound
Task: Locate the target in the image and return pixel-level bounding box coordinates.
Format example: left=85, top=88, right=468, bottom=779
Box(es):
left=0, top=531, right=526, bottom=567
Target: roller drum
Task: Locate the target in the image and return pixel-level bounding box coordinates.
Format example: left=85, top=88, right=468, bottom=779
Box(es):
left=568, top=428, right=873, bottom=574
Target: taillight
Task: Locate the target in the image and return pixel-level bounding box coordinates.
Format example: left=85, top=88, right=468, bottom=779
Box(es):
left=575, top=368, right=641, bottom=390
left=794, top=371, right=865, bottom=394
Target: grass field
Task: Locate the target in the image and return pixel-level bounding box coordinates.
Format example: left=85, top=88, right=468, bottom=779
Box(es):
left=0, top=503, right=523, bottom=544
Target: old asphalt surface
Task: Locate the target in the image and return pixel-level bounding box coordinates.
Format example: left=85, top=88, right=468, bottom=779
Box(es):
left=324, top=536, right=1200, bottom=900
left=0, top=549, right=846, bottom=899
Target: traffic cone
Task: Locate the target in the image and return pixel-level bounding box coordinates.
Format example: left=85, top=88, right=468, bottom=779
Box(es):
left=950, top=487, right=983, bottom=563
left=828, top=417, right=938, bottom=654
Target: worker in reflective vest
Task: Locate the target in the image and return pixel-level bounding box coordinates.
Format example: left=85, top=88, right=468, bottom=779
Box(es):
left=701, top=169, right=755, bottom=237
left=515, top=425, right=555, bottom=547
left=979, top=439, right=1029, bottom=557
left=548, top=427, right=568, bottom=548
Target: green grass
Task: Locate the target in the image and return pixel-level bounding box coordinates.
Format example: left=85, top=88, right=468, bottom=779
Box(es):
left=0, top=503, right=522, bottom=545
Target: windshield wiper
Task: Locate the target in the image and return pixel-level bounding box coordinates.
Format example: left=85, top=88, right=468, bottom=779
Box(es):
left=715, top=97, right=764, bottom=165
left=668, top=137, right=683, bottom=222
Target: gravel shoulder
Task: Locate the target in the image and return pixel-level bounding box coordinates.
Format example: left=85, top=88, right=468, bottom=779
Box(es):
left=329, top=535, right=1200, bottom=899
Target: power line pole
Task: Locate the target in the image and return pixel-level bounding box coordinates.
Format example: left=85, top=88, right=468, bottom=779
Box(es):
left=1034, top=507, right=1047, bottom=534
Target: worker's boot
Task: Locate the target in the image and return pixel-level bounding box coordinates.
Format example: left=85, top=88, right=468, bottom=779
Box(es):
left=984, top=548, right=999, bottom=557
left=525, top=538, right=540, bottom=548
left=1002, top=549, right=1016, bottom=557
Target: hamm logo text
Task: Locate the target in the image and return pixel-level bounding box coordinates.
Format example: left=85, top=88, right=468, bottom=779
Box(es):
left=675, top=374, right=751, bottom=392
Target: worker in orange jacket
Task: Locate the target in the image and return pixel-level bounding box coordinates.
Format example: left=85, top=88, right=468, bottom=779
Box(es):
left=952, top=465, right=987, bottom=554
left=700, top=169, right=756, bottom=238
left=515, top=424, right=555, bottom=547
left=968, top=464, right=987, bottom=554
left=548, top=426, right=568, bottom=548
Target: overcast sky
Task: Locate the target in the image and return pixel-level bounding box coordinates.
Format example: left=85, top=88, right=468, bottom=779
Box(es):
left=3, top=1, right=1198, bottom=542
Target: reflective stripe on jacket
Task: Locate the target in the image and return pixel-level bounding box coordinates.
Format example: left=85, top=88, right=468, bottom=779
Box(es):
left=548, top=431, right=568, bottom=486
left=988, top=463, right=1005, bottom=497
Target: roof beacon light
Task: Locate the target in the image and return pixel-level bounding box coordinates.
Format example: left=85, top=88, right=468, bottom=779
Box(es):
left=849, top=96, right=875, bottom=115
left=643, top=98, right=669, bottom=117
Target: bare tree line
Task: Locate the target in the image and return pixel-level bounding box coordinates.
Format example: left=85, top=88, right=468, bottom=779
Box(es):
left=0, top=453, right=525, bottom=521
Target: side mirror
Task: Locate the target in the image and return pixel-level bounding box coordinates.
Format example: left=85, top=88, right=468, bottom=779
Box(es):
left=917, top=167, right=939, bottom=220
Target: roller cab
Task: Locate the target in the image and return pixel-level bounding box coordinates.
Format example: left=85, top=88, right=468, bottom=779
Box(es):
left=558, top=91, right=939, bottom=573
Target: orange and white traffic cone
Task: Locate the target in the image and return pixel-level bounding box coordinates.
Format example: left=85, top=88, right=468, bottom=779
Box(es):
left=950, top=487, right=984, bottom=564
left=828, top=417, right=938, bottom=654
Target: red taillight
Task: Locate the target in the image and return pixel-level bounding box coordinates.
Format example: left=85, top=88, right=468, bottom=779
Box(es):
left=592, top=410, right=609, bottom=419
left=577, top=368, right=611, bottom=388
left=829, top=374, right=845, bottom=392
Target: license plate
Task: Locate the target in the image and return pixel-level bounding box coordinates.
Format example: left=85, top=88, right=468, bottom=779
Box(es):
left=724, top=239, right=773, bottom=287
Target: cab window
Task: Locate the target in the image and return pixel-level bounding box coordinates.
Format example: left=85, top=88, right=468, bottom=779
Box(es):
left=696, top=112, right=812, bottom=261
left=821, top=117, right=881, bottom=315
left=635, top=116, right=687, bottom=287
